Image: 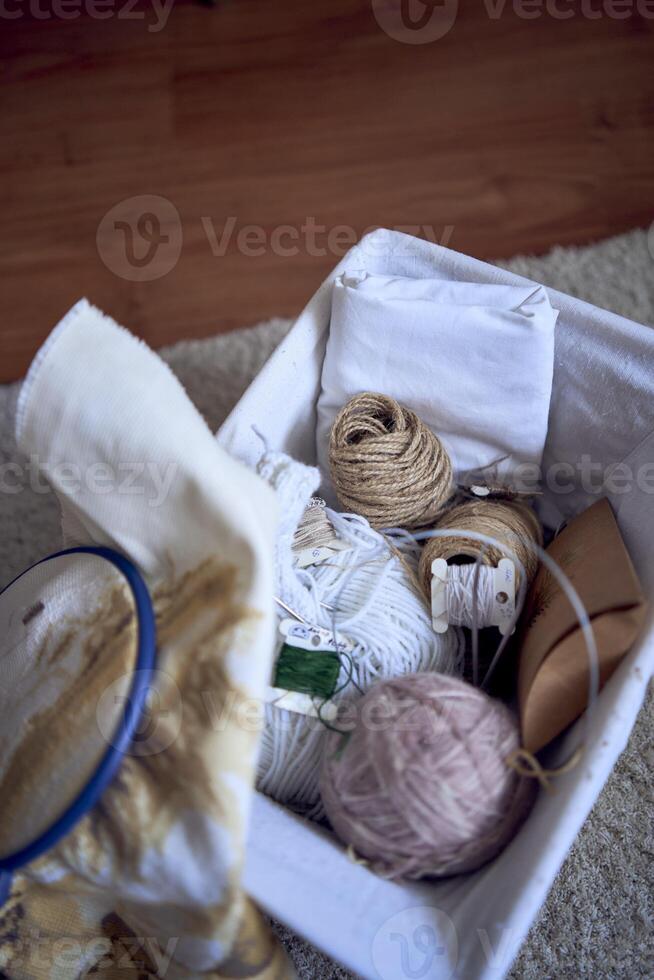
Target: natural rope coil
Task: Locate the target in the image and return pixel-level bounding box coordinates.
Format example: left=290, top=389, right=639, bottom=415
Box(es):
left=329, top=392, right=454, bottom=530
left=418, top=498, right=543, bottom=597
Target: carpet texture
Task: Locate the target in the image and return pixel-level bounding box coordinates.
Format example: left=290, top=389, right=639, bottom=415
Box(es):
left=1, top=229, right=652, bottom=979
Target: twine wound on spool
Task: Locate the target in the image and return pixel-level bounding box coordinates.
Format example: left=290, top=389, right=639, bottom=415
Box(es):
left=418, top=498, right=543, bottom=599
left=329, top=392, right=454, bottom=530
left=430, top=560, right=516, bottom=635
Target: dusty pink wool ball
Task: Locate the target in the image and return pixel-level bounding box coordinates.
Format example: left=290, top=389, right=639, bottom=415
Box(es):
left=320, top=672, right=536, bottom=880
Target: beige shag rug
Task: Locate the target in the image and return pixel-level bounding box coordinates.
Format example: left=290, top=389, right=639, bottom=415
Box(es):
left=1, top=229, right=652, bottom=979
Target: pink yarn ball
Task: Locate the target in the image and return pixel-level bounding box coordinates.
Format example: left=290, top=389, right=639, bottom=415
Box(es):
left=320, top=673, right=536, bottom=879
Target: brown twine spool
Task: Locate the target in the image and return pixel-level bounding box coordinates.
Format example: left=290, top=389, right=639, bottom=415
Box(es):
left=329, top=392, right=454, bottom=530
left=418, top=498, right=543, bottom=598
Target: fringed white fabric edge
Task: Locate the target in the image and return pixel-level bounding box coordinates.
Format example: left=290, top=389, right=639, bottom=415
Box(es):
left=15, top=298, right=92, bottom=447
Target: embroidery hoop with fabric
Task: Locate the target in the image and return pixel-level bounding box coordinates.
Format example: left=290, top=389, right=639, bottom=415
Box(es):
left=0, top=546, right=156, bottom=904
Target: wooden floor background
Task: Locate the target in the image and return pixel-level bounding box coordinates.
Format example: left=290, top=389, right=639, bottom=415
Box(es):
left=1, top=0, right=653, bottom=381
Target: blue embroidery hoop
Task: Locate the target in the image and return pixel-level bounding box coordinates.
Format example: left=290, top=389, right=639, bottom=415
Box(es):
left=0, top=546, right=156, bottom=906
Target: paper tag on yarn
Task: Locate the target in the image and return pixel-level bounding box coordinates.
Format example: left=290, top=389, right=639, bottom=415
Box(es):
left=264, top=686, right=338, bottom=721
left=294, top=540, right=351, bottom=568
left=278, top=618, right=355, bottom=657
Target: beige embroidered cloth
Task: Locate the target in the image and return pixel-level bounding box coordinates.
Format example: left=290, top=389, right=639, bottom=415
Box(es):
left=0, top=301, right=293, bottom=979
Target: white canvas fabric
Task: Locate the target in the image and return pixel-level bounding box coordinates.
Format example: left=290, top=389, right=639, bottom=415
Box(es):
left=317, top=270, right=559, bottom=484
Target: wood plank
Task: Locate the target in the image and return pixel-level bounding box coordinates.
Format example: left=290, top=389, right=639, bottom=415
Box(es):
left=1, top=0, right=653, bottom=381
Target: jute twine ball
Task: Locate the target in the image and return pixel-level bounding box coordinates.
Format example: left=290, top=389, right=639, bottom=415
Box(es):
left=418, top=498, right=543, bottom=597
left=320, top=673, right=536, bottom=880
left=329, top=392, right=453, bottom=530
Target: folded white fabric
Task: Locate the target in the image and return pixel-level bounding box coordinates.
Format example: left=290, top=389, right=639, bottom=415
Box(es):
left=317, top=270, right=559, bottom=486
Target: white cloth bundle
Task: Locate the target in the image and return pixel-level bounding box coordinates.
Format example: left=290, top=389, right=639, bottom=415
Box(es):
left=317, top=270, right=559, bottom=485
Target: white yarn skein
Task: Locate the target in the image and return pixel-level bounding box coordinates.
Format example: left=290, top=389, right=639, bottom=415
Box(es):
left=255, top=450, right=465, bottom=817
left=309, top=510, right=465, bottom=687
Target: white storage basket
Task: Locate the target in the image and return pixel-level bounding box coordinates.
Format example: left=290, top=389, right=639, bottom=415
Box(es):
left=217, top=230, right=654, bottom=980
